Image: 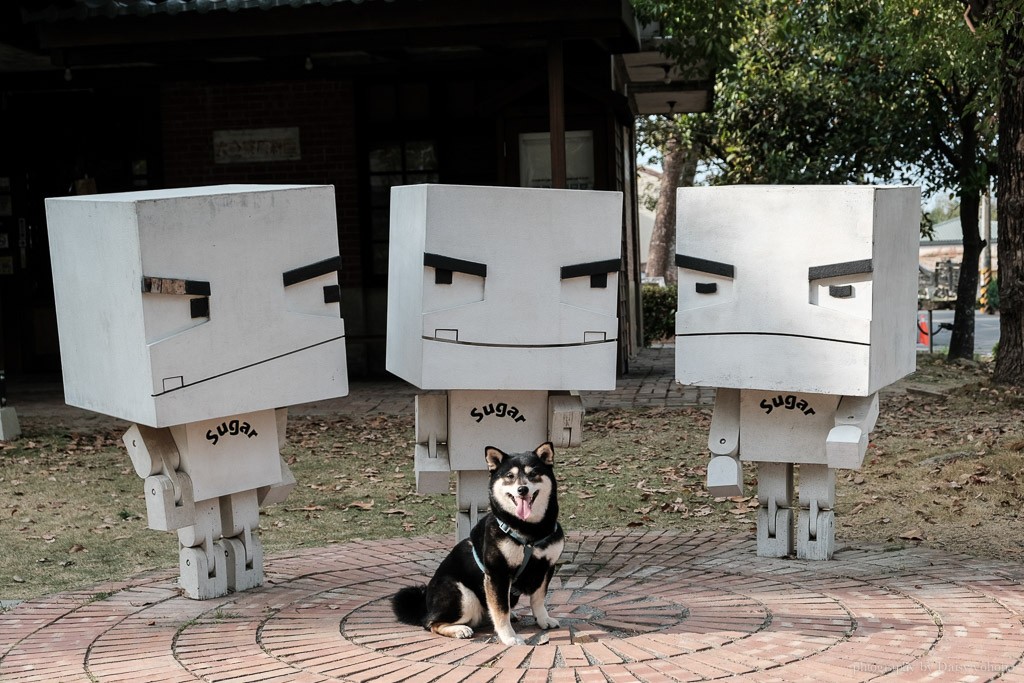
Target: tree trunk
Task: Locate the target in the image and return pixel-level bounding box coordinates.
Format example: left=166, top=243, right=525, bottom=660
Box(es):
left=947, top=191, right=982, bottom=360
left=646, top=138, right=702, bottom=284
left=994, top=10, right=1024, bottom=385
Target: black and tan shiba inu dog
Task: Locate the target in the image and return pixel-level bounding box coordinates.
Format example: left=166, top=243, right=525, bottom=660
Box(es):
left=392, top=442, right=564, bottom=645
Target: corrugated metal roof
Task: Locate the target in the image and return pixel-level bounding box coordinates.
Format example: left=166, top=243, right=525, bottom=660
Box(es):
left=923, top=217, right=998, bottom=246
left=24, top=0, right=388, bottom=23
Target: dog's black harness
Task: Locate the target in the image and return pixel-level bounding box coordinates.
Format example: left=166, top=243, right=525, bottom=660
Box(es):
left=472, top=519, right=562, bottom=582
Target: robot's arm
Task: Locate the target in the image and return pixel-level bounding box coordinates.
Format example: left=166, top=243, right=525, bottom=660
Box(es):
left=122, top=424, right=195, bottom=531
left=414, top=393, right=451, bottom=494
left=826, top=393, right=879, bottom=470
left=709, top=387, right=740, bottom=456
left=549, top=392, right=584, bottom=448
left=707, top=388, right=743, bottom=497
left=257, top=408, right=297, bottom=507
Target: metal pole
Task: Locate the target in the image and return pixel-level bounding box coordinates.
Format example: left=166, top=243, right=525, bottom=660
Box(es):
left=980, top=189, right=993, bottom=313
left=929, top=309, right=934, bottom=355
left=547, top=40, right=566, bottom=190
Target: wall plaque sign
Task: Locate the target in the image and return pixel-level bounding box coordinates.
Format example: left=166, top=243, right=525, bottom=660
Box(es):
left=213, top=127, right=301, bottom=164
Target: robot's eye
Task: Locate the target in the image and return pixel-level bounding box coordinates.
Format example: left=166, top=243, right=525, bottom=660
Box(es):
left=676, top=254, right=734, bottom=294
left=283, top=256, right=342, bottom=304
left=142, top=276, right=211, bottom=319
left=675, top=254, right=736, bottom=309
left=423, top=253, right=486, bottom=285
left=421, top=252, right=485, bottom=312
left=808, top=258, right=873, bottom=315
left=560, top=259, right=621, bottom=289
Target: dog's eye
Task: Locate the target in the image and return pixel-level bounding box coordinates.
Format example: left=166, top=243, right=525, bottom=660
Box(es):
left=527, top=471, right=543, bottom=482
left=503, top=473, right=516, bottom=482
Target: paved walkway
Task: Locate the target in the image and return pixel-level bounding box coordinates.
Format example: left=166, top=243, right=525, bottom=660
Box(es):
left=2, top=532, right=1023, bottom=682
left=3, top=347, right=1024, bottom=682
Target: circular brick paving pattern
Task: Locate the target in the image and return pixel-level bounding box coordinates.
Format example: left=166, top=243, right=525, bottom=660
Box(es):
left=2, top=530, right=1024, bottom=682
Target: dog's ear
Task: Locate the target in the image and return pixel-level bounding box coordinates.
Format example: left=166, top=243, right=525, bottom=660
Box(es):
left=485, top=446, right=506, bottom=471
left=534, top=442, right=555, bottom=466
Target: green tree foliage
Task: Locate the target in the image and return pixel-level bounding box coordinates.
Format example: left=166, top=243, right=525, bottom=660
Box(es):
left=634, top=0, right=1000, bottom=361
left=641, top=283, right=679, bottom=346
left=966, top=2, right=1024, bottom=385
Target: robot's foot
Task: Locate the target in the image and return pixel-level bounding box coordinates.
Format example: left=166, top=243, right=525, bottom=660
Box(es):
left=224, top=535, right=264, bottom=592
left=707, top=456, right=744, bottom=498
left=179, top=543, right=228, bottom=599
left=756, top=506, right=793, bottom=558
left=797, top=508, right=835, bottom=561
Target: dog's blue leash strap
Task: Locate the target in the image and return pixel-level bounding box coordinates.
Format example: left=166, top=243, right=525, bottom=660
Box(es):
left=472, top=544, right=486, bottom=573
left=471, top=538, right=529, bottom=579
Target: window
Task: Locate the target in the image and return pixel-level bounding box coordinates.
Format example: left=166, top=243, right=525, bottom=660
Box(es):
left=368, top=140, right=438, bottom=276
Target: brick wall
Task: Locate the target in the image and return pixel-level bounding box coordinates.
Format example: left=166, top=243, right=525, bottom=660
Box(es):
left=160, top=78, right=361, bottom=286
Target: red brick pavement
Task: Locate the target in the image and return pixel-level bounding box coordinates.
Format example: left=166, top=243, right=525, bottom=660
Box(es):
left=2, top=347, right=1019, bottom=680
left=2, top=530, right=1023, bottom=682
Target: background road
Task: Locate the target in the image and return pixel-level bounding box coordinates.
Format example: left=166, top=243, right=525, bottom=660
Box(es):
left=917, top=309, right=1000, bottom=357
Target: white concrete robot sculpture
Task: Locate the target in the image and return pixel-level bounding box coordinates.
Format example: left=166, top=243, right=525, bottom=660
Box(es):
left=387, top=185, right=621, bottom=539
left=675, top=185, right=919, bottom=560
left=46, top=185, right=348, bottom=598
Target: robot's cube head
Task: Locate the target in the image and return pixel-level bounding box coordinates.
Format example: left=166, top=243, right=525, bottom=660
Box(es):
left=386, top=184, right=622, bottom=390
left=46, top=184, right=348, bottom=426
left=675, top=185, right=920, bottom=395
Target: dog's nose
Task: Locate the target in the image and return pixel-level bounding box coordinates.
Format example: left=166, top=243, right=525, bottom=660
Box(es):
left=517, top=485, right=530, bottom=497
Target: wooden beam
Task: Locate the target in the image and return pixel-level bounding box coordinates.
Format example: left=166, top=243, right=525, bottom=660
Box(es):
left=33, top=0, right=638, bottom=51
left=548, top=39, right=566, bottom=189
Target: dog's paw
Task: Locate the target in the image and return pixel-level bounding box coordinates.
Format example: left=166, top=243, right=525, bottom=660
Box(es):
left=436, top=624, right=474, bottom=639
left=498, top=634, right=526, bottom=646
left=536, top=616, right=560, bottom=630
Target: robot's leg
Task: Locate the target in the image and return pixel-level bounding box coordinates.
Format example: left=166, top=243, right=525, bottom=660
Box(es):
left=0, top=405, right=21, bottom=441
left=455, top=470, right=490, bottom=541
left=797, top=464, right=836, bottom=561
left=756, top=462, right=794, bottom=558
left=221, top=490, right=264, bottom=592
left=177, top=499, right=228, bottom=599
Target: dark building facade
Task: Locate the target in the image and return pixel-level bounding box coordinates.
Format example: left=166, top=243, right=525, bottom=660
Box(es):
left=0, top=0, right=711, bottom=380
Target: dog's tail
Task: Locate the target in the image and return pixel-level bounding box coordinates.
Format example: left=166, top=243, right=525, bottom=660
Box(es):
left=391, top=585, right=428, bottom=626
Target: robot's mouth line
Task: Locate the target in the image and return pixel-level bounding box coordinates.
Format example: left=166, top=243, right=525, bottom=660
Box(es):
left=422, top=336, right=616, bottom=349
left=676, top=332, right=869, bottom=346
left=151, top=335, right=345, bottom=397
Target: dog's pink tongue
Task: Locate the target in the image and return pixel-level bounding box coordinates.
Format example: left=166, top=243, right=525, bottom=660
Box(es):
left=516, top=496, right=532, bottom=520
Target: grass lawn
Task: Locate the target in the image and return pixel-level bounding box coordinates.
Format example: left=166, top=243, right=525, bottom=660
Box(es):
left=2, top=353, right=1022, bottom=604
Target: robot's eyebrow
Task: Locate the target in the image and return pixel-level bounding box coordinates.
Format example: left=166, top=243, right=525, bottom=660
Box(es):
left=282, top=256, right=342, bottom=286
left=142, top=276, right=211, bottom=296
left=675, top=254, right=735, bottom=278
left=560, top=258, right=621, bottom=280
left=808, top=258, right=873, bottom=281
left=561, top=258, right=621, bottom=289
left=423, top=252, right=487, bottom=278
